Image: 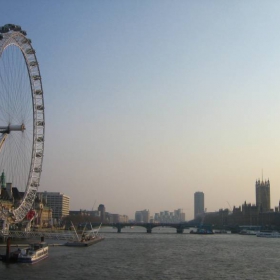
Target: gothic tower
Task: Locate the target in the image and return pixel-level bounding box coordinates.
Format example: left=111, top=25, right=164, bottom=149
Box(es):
left=255, top=179, right=270, bottom=212
left=0, top=170, right=6, bottom=189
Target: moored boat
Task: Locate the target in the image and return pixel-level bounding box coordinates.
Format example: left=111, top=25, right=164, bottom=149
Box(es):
left=190, top=228, right=214, bottom=234
left=17, top=242, right=48, bottom=264
left=238, top=226, right=261, bottom=236
left=64, top=235, right=104, bottom=247
left=0, top=241, right=48, bottom=264
left=239, top=229, right=259, bottom=235
left=256, top=231, right=280, bottom=238
left=214, top=230, right=228, bottom=234
left=64, top=222, right=104, bottom=247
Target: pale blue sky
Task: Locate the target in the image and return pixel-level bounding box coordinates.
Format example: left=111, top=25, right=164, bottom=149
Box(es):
left=2, top=1, right=280, bottom=219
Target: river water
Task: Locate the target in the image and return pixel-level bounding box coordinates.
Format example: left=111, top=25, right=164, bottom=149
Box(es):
left=0, top=227, right=279, bottom=280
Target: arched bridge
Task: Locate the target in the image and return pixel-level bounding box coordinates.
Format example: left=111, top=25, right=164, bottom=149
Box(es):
left=91, top=221, right=201, bottom=233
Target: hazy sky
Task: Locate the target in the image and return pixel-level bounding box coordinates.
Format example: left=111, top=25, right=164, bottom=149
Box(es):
left=2, top=1, right=280, bottom=219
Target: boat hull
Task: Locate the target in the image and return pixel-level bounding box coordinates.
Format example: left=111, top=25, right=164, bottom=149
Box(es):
left=17, top=254, right=48, bottom=264
left=257, top=232, right=280, bottom=238
left=65, top=236, right=104, bottom=247
left=0, top=251, right=48, bottom=264
left=239, top=230, right=259, bottom=235
left=190, top=229, right=214, bottom=234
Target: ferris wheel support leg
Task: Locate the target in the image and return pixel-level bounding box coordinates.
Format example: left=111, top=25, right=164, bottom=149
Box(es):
left=0, top=134, right=8, bottom=153
left=0, top=218, right=10, bottom=240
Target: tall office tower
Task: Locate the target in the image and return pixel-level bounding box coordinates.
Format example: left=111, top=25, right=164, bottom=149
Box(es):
left=38, top=192, right=70, bottom=220
left=135, top=211, right=143, bottom=222
left=98, top=204, right=106, bottom=222
left=194, top=192, right=204, bottom=219
left=256, top=179, right=270, bottom=212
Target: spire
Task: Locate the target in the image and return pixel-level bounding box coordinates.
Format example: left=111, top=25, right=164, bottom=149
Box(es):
left=0, top=170, right=6, bottom=189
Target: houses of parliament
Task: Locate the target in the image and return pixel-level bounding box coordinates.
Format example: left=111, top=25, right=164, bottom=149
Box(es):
left=203, top=178, right=280, bottom=228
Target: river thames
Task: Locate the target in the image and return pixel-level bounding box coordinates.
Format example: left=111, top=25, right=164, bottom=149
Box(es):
left=0, top=227, right=279, bottom=280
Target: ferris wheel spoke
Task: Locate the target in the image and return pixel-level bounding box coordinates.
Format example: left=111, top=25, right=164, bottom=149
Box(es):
left=0, top=80, right=12, bottom=118
left=0, top=106, right=11, bottom=123
left=4, top=134, right=30, bottom=187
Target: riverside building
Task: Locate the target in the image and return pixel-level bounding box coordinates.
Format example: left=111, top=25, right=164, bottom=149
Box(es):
left=154, top=209, right=185, bottom=223
left=194, top=192, right=204, bottom=219
left=38, top=192, right=70, bottom=221
left=98, top=204, right=106, bottom=222
left=255, top=179, right=271, bottom=212
left=135, top=209, right=150, bottom=223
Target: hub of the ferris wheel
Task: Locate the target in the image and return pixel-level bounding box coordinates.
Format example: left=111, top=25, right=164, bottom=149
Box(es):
left=0, top=124, right=26, bottom=152
left=0, top=124, right=26, bottom=134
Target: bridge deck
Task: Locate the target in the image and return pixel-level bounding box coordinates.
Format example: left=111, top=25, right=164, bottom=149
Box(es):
left=0, top=230, right=76, bottom=240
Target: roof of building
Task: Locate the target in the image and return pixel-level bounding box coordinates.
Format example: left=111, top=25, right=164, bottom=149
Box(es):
left=0, top=189, right=11, bottom=200
left=12, top=188, right=23, bottom=200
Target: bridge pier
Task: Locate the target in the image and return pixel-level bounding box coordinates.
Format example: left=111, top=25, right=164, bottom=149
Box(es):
left=177, top=228, right=184, bottom=234
left=115, top=224, right=123, bottom=233
left=147, top=228, right=152, bottom=233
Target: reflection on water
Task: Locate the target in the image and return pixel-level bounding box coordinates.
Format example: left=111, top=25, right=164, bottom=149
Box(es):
left=0, top=227, right=278, bottom=280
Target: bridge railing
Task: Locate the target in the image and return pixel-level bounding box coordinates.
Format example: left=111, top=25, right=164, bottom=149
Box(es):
left=0, top=230, right=76, bottom=240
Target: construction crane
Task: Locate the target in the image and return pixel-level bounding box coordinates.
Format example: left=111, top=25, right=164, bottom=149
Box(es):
left=92, top=200, right=96, bottom=211
left=227, top=201, right=233, bottom=213
left=200, top=208, right=207, bottom=226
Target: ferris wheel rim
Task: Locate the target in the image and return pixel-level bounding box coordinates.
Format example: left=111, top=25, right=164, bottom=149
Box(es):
left=0, top=28, right=45, bottom=223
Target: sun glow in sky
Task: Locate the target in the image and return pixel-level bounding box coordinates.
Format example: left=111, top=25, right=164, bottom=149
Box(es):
left=2, top=1, right=280, bottom=219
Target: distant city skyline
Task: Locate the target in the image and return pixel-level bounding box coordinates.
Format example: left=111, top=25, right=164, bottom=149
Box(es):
left=41, top=175, right=277, bottom=221
left=2, top=1, right=280, bottom=220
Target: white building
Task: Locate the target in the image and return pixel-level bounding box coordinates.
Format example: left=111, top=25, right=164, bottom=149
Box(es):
left=38, top=192, right=70, bottom=220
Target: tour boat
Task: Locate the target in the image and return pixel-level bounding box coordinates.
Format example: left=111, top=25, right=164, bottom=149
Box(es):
left=1, top=241, right=49, bottom=264
left=256, top=231, right=280, bottom=238
left=17, top=242, right=48, bottom=264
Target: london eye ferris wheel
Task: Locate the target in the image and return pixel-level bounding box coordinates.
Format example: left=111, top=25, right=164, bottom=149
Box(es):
left=0, top=24, right=45, bottom=223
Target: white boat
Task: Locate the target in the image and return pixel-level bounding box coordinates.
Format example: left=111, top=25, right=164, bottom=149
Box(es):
left=239, top=229, right=259, bottom=235
left=257, top=231, right=280, bottom=238
left=2, top=242, right=49, bottom=264
left=17, top=242, right=48, bottom=264
left=0, top=238, right=49, bottom=264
